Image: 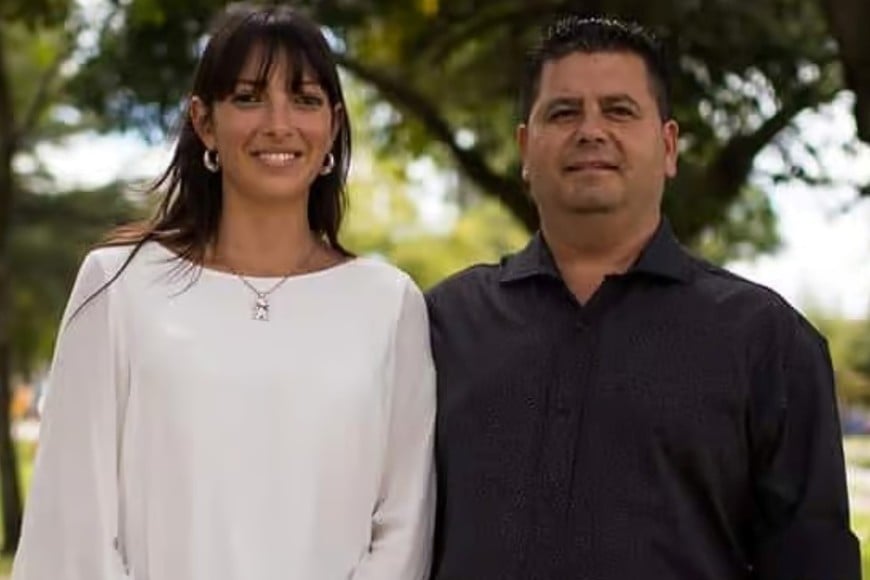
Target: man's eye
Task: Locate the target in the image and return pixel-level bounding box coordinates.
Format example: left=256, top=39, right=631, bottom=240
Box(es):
left=548, top=108, right=576, bottom=121
left=607, top=106, right=635, bottom=117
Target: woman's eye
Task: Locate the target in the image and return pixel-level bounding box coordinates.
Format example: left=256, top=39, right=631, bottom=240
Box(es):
left=295, top=93, right=324, bottom=107
left=231, top=92, right=261, bottom=104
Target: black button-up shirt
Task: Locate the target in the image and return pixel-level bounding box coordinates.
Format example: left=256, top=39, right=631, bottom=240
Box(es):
left=426, top=221, right=859, bottom=580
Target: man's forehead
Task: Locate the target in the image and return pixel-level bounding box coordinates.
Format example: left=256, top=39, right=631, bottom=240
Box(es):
left=537, top=51, right=654, bottom=99
left=541, top=51, right=648, bottom=80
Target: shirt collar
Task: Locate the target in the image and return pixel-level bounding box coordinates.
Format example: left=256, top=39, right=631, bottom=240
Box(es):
left=499, top=218, right=693, bottom=284
left=629, top=218, right=694, bottom=282
left=498, top=231, right=561, bottom=283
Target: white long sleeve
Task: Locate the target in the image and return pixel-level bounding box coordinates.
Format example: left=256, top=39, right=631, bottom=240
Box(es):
left=352, top=279, right=436, bottom=580
left=13, top=250, right=129, bottom=580
left=13, top=242, right=435, bottom=580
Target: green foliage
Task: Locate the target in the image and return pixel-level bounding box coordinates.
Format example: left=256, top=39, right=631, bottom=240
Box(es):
left=341, top=76, right=529, bottom=288
left=849, top=319, right=870, bottom=384
left=2, top=0, right=867, bottom=370
left=0, top=1, right=144, bottom=379
left=686, top=185, right=780, bottom=265
left=0, top=0, right=69, bottom=27
left=344, top=188, right=529, bottom=290
left=806, top=309, right=870, bottom=406
left=69, top=0, right=219, bottom=135
left=3, top=22, right=77, bottom=146
left=8, top=185, right=142, bottom=377
left=64, top=0, right=867, bottom=259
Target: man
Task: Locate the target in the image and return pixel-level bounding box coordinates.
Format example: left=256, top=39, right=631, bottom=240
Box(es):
left=426, top=16, right=859, bottom=580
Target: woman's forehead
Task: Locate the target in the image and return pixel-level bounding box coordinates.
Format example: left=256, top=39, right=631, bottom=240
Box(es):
left=237, top=43, right=317, bottom=82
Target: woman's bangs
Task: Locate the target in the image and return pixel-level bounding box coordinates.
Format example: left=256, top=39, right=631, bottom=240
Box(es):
left=209, top=18, right=324, bottom=100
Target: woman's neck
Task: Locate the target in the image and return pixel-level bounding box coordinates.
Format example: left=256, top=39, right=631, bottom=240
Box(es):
left=208, top=205, right=326, bottom=276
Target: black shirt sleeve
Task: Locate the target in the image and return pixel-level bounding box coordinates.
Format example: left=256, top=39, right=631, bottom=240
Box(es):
left=749, top=308, right=860, bottom=580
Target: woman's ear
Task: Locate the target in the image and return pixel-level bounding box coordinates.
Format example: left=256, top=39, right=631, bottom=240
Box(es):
left=190, top=96, right=217, bottom=150
left=330, top=103, right=343, bottom=145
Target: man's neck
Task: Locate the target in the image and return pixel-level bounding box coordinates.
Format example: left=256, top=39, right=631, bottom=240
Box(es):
left=541, top=212, right=660, bottom=304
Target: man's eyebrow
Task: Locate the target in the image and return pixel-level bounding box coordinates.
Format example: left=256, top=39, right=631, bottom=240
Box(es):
left=600, top=94, right=641, bottom=108
left=543, top=97, right=582, bottom=109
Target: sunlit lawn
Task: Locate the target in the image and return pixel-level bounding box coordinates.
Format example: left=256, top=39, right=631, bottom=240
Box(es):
left=0, top=439, right=37, bottom=576
left=852, top=511, right=870, bottom=577
left=845, top=436, right=870, bottom=577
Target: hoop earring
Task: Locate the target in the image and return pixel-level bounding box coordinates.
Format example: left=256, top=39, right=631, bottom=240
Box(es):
left=203, top=149, right=221, bottom=173
left=319, top=152, right=335, bottom=176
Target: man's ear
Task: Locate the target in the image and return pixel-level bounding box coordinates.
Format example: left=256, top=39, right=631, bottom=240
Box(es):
left=517, top=122, right=529, bottom=181
left=662, top=119, right=679, bottom=179
left=190, top=96, right=216, bottom=150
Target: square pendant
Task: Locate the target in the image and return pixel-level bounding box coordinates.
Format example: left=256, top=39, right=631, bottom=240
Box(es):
left=253, top=297, right=270, bottom=321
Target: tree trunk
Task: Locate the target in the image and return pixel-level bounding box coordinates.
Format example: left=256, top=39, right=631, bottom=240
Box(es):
left=0, top=21, right=24, bottom=555
left=823, top=0, right=870, bottom=142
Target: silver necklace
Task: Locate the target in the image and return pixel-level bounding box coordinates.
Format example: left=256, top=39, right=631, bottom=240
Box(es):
left=225, top=243, right=318, bottom=322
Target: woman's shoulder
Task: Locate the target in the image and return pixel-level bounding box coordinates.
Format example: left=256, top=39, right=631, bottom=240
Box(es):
left=78, top=241, right=176, bottom=287
left=83, top=243, right=139, bottom=270
left=338, top=258, right=429, bottom=325
left=339, top=256, right=421, bottom=294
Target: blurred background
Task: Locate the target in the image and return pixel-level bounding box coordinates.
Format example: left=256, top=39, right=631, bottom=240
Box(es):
left=1, top=0, right=870, bottom=575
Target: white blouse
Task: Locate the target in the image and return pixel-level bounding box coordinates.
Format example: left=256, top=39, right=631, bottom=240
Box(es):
left=13, top=242, right=436, bottom=580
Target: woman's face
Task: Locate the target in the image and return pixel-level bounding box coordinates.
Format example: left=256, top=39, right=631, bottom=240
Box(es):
left=192, top=48, right=339, bottom=209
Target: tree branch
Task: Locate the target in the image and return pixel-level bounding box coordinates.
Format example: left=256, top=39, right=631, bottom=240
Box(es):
left=710, top=83, right=837, bottom=199
left=0, top=24, right=15, bottom=156
left=0, top=23, right=17, bottom=239
left=669, top=83, right=836, bottom=242
left=423, top=2, right=563, bottom=63
left=0, top=21, right=25, bottom=555
left=17, top=55, right=64, bottom=142
left=334, top=53, right=537, bottom=229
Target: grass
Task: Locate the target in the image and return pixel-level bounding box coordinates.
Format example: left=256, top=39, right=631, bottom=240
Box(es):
left=846, top=435, right=870, bottom=469
left=852, top=511, right=870, bottom=577
left=0, top=440, right=37, bottom=577
left=847, top=435, right=870, bottom=576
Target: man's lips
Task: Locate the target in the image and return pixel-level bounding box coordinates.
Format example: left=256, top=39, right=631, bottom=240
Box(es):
left=563, top=160, right=620, bottom=172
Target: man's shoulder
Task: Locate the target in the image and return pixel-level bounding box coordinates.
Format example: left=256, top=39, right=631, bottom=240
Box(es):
left=689, top=256, right=784, bottom=304
left=426, top=262, right=502, bottom=306
left=686, top=255, right=823, bottom=344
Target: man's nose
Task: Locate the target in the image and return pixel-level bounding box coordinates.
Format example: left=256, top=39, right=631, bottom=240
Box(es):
left=572, top=112, right=608, bottom=144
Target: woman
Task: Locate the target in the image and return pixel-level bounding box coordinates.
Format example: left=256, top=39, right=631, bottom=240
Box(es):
left=12, top=4, right=435, bottom=579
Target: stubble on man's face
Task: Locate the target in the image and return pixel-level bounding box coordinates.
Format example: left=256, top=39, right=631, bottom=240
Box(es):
left=518, top=51, right=678, bottom=224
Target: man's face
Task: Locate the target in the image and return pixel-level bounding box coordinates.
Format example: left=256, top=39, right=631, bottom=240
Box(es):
left=518, top=51, right=678, bottom=223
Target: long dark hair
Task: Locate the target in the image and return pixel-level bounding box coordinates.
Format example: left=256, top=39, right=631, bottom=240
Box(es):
left=82, top=3, right=353, bottom=314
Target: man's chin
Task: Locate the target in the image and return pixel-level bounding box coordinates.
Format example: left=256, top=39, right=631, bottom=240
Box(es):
left=562, top=194, right=621, bottom=215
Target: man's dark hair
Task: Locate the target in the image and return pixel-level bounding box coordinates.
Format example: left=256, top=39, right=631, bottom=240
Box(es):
left=520, top=16, right=672, bottom=122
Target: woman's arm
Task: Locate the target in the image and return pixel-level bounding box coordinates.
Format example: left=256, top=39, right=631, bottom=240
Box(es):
left=352, top=278, right=436, bottom=580
left=12, top=251, right=130, bottom=580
